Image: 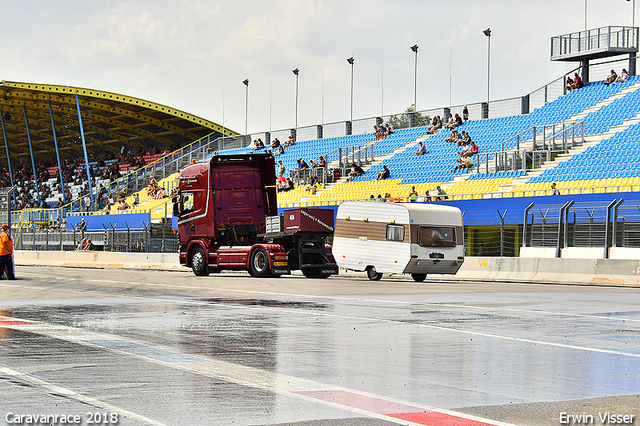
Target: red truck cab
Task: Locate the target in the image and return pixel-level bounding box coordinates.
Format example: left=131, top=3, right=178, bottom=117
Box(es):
left=174, top=153, right=338, bottom=278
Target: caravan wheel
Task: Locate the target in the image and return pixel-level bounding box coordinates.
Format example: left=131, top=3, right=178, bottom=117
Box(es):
left=366, top=266, right=383, bottom=281
left=411, top=273, right=426, bottom=282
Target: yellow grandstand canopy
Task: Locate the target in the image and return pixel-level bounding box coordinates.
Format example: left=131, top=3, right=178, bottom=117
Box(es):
left=0, top=81, right=237, bottom=163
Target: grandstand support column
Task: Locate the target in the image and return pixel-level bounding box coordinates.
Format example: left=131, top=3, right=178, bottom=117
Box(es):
left=0, top=113, right=14, bottom=187
left=48, top=101, right=65, bottom=199
left=316, top=125, right=323, bottom=140
left=630, top=52, right=637, bottom=76
left=22, top=106, right=40, bottom=205
left=75, top=94, right=94, bottom=207
left=481, top=102, right=489, bottom=120
left=520, top=95, right=530, bottom=115
left=581, top=58, right=590, bottom=83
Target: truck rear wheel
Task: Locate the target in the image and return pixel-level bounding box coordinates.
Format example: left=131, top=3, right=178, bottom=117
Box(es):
left=191, top=247, right=209, bottom=277
left=411, top=273, right=426, bottom=282
left=250, top=248, right=270, bottom=278
left=366, top=266, right=383, bottom=281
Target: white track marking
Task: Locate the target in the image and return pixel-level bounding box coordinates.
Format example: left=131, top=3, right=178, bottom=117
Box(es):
left=0, top=365, right=167, bottom=426
left=3, top=279, right=640, bottom=358
left=0, top=316, right=515, bottom=426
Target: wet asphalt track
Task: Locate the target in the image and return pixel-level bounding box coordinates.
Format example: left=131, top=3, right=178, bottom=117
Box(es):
left=0, top=266, right=639, bottom=426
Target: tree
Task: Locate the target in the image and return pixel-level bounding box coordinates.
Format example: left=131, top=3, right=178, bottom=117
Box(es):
left=388, top=104, right=430, bottom=130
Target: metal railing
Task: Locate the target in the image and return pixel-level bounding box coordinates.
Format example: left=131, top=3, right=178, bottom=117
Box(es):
left=15, top=226, right=179, bottom=253
left=551, top=26, right=639, bottom=60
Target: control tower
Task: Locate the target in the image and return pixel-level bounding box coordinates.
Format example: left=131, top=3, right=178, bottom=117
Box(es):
left=551, top=26, right=638, bottom=83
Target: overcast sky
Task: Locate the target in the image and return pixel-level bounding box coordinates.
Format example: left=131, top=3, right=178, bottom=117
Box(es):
left=1, top=1, right=635, bottom=135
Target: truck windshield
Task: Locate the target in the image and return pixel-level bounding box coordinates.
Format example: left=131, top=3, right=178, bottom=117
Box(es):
left=418, top=226, right=456, bottom=247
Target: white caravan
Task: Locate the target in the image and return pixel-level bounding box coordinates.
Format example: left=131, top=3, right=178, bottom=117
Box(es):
left=332, top=201, right=465, bottom=282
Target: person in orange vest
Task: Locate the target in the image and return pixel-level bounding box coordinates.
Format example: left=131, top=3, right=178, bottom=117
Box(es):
left=0, top=224, right=16, bottom=280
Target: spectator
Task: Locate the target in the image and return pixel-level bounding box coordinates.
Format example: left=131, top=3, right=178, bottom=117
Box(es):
left=424, top=190, right=432, bottom=201
left=276, top=172, right=288, bottom=192
left=316, top=156, right=327, bottom=168
left=376, top=165, right=390, bottom=181
left=455, top=155, right=474, bottom=171
left=453, top=113, right=463, bottom=128
left=305, top=177, right=318, bottom=195
left=285, top=135, right=296, bottom=147
left=77, top=218, right=87, bottom=232
left=379, top=123, right=387, bottom=139
left=616, top=69, right=629, bottom=83
left=117, top=199, right=129, bottom=210
left=408, top=186, right=418, bottom=202
left=565, top=77, right=574, bottom=92
left=416, top=141, right=427, bottom=155
left=349, top=163, right=364, bottom=178
left=436, top=186, right=447, bottom=201
left=271, top=138, right=281, bottom=149
left=551, top=182, right=560, bottom=195
left=446, top=130, right=460, bottom=144
left=427, top=115, right=442, bottom=134
left=462, top=105, right=469, bottom=122
left=605, top=69, right=618, bottom=85
left=573, top=73, right=584, bottom=89
left=277, top=160, right=286, bottom=176
left=284, top=177, right=295, bottom=191
left=132, top=193, right=140, bottom=208
left=468, top=140, right=479, bottom=156
left=374, top=125, right=381, bottom=141
left=275, top=144, right=285, bottom=155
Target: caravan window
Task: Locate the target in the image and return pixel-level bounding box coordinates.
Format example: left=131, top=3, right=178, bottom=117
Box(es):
left=386, top=224, right=405, bottom=241
left=419, top=226, right=456, bottom=247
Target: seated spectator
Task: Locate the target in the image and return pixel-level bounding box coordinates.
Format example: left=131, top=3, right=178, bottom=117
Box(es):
left=117, top=199, right=129, bottom=210
left=551, top=182, right=560, bottom=195
left=132, top=193, right=139, bottom=208
left=379, top=123, right=387, bottom=139
left=285, top=177, right=295, bottom=191
left=436, top=186, right=447, bottom=201
left=153, top=187, right=167, bottom=199
left=416, top=141, right=427, bottom=155
left=408, top=186, right=418, bottom=202
left=424, top=190, right=432, bottom=201
left=427, top=115, right=442, bottom=134
left=444, top=113, right=455, bottom=129
left=349, top=163, right=364, bottom=178
left=565, top=77, right=574, bottom=92
left=376, top=165, right=390, bottom=181
left=276, top=173, right=288, bottom=192
left=605, top=69, right=618, bottom=85
left=463, top=105, right=469, bottom=121
left=271, top=138, right=281, bottom=149
left=617, top=68, right=629, bottom=83
left=445, top=130, right=460, bottom=144
left=305, top=177, right=318, bottom=195
left=468, top=140, right=479, bottom=156
left=373, top=125, right=381, bottom=141
left=452, top=113, right=463, bottom=128
left=455, top=155, right=474, bottom=171
left=573, top=73, right=584, bottom=89
left=285, top=135, right=296, bottom=147
left=384, top=123, right=392, bottom=137
left=275, top=144, right=285, bottom=155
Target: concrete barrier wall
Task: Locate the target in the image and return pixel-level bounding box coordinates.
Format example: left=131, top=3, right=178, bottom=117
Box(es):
left=13, top=251, right=640, bottom=287
left=15, top=250, right=187, bottom=271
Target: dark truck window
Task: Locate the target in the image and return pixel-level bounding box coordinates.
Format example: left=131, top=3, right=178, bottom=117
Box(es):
left=182, top=192, right=194, bottom=215
left=419, top=226, right=456, bottom=247
left=386, top=224, right=405, bottom=242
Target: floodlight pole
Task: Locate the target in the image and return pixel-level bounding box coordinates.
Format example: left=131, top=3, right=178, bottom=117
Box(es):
left=293, top=68, right=299, bottom=131
left=484, top=28, right=492, bottom=104
left=243, top=79, right=249, bottom=136
left=347, top=56, right=354, bottom=123
left=411, top=44, right=418, bottom=111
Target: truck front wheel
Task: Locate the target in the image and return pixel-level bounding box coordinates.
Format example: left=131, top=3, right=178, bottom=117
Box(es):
left=191, top=247, right=209, bottom=277
left=250, top=248, right=270, bottom=278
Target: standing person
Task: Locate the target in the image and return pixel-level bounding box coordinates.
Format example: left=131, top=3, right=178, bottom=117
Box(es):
left=462, top=105, right=469, bottom=122
left=0, top=224, right=15, bottom=280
